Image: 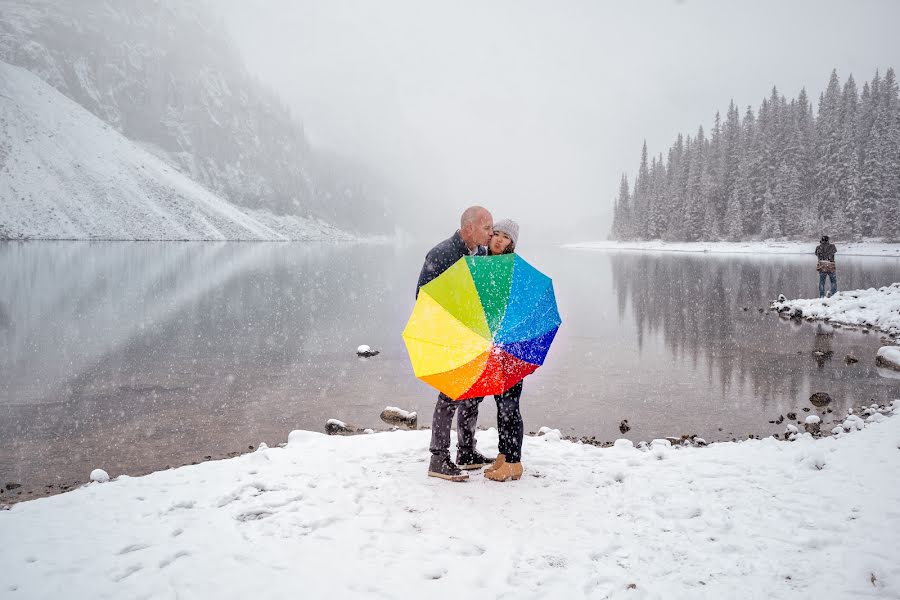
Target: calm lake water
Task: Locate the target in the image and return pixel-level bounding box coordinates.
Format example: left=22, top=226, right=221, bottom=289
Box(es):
left=1, top=241, right=898, bottom=500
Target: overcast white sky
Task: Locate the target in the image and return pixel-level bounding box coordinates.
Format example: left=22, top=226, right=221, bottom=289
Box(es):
left=219, top=0, right=900, bottom=242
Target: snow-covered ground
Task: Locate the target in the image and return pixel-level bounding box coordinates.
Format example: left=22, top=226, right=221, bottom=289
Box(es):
left=0, top=61, right=353, bottom=241
left=772, top=283, right=900, bottom=339
left=565, top=239, right=900, bottom=257
left=2, top=405, right=899, bottom=599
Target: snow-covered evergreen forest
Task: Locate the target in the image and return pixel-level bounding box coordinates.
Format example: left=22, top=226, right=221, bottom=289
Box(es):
left=611, top=68, right=900, bottom=242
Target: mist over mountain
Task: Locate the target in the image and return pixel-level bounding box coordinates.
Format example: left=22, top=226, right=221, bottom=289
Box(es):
left=0, top=0, right=393, bottom=235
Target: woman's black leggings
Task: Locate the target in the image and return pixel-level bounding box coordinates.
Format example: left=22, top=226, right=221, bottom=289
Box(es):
left=495, top=380, right=524, bottom=463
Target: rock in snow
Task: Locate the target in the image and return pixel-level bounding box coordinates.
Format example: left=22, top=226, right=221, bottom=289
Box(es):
left=89, top=469, right=110, bottom=483
left=876, top=346, right=900, bottom=371
left=325, top=419, right=355, bottom=435
left=380, top=407, right=417, bottom=429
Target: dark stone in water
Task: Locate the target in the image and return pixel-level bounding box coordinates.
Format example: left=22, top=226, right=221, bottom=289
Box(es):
left=844, top=355, right=859, bottom=364
left=786, top=412, right=797, bottom=420
left=619, top=419, right=631, bottom=434
left=809, top=392, right=832, bottom=407
left=775, top=415, right=784, bottom=424
left=4, top=483, right=21, bottom=491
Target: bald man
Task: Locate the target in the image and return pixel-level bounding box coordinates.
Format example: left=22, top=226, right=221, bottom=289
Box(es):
left=416, top=206, right=495, bottom=481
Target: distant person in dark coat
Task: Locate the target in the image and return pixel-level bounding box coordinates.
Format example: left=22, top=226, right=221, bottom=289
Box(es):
left=416, top=206, right=494, bottom=482
left=815, top=235, right=837, bottom=298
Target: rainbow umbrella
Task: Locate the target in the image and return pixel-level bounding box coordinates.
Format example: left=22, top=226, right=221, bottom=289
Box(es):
left=402, top=254, right=560, bottom=400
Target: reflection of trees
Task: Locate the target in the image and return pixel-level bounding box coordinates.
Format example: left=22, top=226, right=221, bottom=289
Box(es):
left=0, top=241, right=420, bottom=490
left=608, top=253, right=894, bottom=404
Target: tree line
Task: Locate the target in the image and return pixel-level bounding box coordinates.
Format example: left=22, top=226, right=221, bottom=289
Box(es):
left=611, top=68, right=900, bottom=242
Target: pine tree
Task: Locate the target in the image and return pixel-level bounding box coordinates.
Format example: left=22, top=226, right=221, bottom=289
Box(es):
left=760, top=188, right=782, bottom=238
left=613, top=174, right=632, bottom=239
left=880, top=68, right=900, bottom=239
left=835, top=75, right=862, bottom=238
left=723, top=188, right=743, bottom=241
left=815, top=70, right=843, bottom=225
left=723, top=101, right=742, bottom=214
left=631, top=141, right=651, bottom=238
left=683, top=128, right=708, bottom=240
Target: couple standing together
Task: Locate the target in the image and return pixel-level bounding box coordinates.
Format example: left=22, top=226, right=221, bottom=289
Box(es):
left=415, top=206, right=525, bottom=483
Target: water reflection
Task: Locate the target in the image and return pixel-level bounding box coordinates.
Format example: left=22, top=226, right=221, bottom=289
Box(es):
left=608, top=251, right=897, bottom=409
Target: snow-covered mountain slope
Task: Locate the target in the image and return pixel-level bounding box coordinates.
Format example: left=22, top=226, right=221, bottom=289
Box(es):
left=0, top=0, right=392, bottom=234
left=0, top=61, right=353, bottom=241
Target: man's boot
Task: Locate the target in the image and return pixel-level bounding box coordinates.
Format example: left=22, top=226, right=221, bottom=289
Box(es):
left=427, top=454, right=468, bottom=482
left=456, top=447, right=495, bottom=470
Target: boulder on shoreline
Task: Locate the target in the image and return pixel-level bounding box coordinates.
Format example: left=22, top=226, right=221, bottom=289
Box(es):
left=325, top=419, right=356, bottom=435
left=380, top=407, right=417, bottom=429
left=875, top=346, right=900, bottom=371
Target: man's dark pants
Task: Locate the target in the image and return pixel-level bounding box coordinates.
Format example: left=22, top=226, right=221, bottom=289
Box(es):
left=429, top=393, right=484, bottom=457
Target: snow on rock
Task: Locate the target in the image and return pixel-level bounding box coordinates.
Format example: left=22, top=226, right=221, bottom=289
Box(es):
left=383, top=406, right=413, bottom=419
left=537, top=426, right=562, bottom=442
left=842, top=415, right=866, bottom=432
left=286, top=429, right=324, bottom=448
left=613, top=438, right=634, bottom=449
left=379, top=407, right=417, bottom=429
left=356, top=345, right=380, bottom=358
left=2, top=417, right=899, bottom=598
left=771, top=284, right=900, bottom=338
left=0, top=61, right=354, bottom=241
left=805, top=415, right=821, bottom=425
left=89, top=469, right=109, bottom=483
left=876, top=346, right=900, bottom=371
left=564, top=239, right=900, bottom=257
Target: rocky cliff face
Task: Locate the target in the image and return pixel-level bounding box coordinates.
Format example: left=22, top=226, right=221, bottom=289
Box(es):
left=0, top=0, right=390, bottom=233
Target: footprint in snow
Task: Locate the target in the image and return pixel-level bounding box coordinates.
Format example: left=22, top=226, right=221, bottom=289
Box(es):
left=117, top=543, right=150, bottom=555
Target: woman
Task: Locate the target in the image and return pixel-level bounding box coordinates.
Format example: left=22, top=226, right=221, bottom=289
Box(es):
left=484, top=219, right=525, bottom=482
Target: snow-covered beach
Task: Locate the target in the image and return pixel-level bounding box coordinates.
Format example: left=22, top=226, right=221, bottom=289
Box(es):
left=772, top=283, right=900, bottom=339
left=3, top=405, right=899, bottom=599
left=565, top=240, right=900, bottom=257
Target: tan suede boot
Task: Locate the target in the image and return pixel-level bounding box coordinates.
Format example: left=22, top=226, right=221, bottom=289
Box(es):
left=484, top=454, right=506, bottom=474
left=484, top=461, right=523, bottom=482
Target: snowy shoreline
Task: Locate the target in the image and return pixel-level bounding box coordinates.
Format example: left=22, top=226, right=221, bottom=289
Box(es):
left=772, top=283, right=900, bottom=340
left=565, top=239, right=900, bottom=257
left=2, top=406, right=899, bottom=598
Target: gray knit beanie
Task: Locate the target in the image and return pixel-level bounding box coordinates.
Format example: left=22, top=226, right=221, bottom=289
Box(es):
left=492, top=218, right=519, bottom=247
